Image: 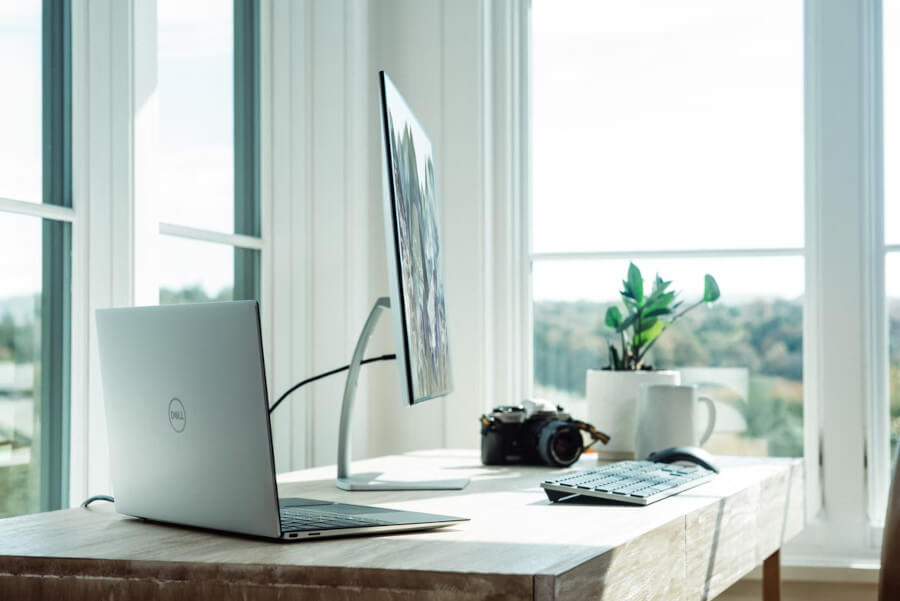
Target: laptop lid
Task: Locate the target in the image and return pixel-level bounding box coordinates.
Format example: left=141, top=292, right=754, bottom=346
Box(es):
left=96, top=301, right=281, bottom=538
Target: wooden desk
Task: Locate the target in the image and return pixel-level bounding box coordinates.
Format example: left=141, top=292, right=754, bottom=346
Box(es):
left=0, top=450, right=803, bottom=600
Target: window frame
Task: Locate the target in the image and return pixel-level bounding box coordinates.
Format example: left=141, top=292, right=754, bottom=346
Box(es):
left=525, top=0, right=891, bottom=563
left=527, top=0, right=817, bottom=519
left=0, top=0, right=73, bottom=514
left=65, top=0, right=271, bottom=508
left=40, top=0, right=73, bottom=514
left=155, top=0, right=263, bottom=305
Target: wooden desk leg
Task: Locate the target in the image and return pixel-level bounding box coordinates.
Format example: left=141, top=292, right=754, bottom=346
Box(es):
left=762, top=550, right=781, bottom=601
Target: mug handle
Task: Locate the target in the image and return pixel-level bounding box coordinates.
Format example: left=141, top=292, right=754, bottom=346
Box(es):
left=697, top=395, right=717, bottom=446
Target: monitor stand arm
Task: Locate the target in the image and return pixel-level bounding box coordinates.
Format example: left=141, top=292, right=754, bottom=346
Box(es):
left=336, top=296, right=469, bottom=491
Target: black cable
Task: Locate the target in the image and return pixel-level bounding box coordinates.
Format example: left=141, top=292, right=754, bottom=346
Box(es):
left=81, top=494, right=115, bottom=508
left=268, top=353, right=396, bottom=415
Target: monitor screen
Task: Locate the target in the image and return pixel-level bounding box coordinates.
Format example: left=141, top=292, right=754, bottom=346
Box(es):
left=379, top=71, right=453, bottom=405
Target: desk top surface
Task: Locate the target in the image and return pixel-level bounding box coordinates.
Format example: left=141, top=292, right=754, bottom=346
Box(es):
left=0, top=450, right=802, bottom=580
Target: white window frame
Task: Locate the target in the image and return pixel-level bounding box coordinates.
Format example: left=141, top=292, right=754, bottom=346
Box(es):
left=523, top=0, right=893, bottom=565
left=0, top=0, right=75, bottom=514
left=67, top=0, right=275, bottom=505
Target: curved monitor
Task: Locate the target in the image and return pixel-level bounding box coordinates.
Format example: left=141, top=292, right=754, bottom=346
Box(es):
left=379, top=71, right=453, bottom=406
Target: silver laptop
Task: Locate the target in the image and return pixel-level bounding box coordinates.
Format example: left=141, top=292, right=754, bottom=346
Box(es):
left=95, top=301, right=466, bottom=540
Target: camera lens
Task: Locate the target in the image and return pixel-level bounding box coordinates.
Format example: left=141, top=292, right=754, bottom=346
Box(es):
left=537, top=421, right=583, bottom=467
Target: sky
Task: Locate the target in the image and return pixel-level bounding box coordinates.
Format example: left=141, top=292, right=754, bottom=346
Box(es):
left=531, top=0, right=803, bottom=302
left=531, top=0, right=900, bottom=302
left=156, top=0, right=235, bottom=296
left=2, top=0, right=900, bottom=303
left=0, top=0, right=236, bottom=300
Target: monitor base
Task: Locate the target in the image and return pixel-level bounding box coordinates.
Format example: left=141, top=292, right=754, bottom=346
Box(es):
left=336, top=473, right=469, bottom=491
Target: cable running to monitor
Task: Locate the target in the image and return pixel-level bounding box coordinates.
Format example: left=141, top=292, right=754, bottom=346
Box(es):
left=268, top=353, right=396, bottom=414
left=81, top=494, right=115, bottom=508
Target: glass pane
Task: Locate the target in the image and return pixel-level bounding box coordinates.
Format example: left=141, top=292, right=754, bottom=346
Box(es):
left=886, top=2, right=900, bottom=245
left=531, top=0, right=804, bottom=253
left=888, top=253, right=900, bottom=454
left=158, top=235, right=259, bottom=304
left=158, top=0, right=234, bottom=233
left=533, top=256, right=804, bottom=457
left=0, top=1, right=42, bottom=203
left=0, top=214, right=42, bottom=517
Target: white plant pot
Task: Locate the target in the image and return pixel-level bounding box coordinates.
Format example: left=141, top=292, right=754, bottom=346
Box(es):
left=586, top=369, right=681, bottom=460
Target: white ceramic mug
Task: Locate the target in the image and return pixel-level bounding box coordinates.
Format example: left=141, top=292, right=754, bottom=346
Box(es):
left=635, top=384, right=717, bottom=460
left=585, top=370, right=680, bottom=460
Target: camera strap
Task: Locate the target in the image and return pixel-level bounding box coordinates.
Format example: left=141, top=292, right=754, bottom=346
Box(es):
left=572, top=420, right=611, bottom=450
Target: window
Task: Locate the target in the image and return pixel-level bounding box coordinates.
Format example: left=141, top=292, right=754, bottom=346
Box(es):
left=0, top=0, right=71, bottom=517
left=531, top=0, right=804, bottom=457
left=879, top=0, right=900, bottom=525
left=885, top=0, right=900, bottom=457
left=156, top=0, right=260, bottom=305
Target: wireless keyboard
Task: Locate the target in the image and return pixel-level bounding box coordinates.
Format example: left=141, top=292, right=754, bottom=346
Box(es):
left=541, top=460, right=716, bottom=506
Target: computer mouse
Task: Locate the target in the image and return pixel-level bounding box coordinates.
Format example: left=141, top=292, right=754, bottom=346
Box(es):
left=646, top=446, right=720, bottom=474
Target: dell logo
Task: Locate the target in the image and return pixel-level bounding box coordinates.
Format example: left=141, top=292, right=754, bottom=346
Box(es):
left=168, top=398, right=186, bottom=433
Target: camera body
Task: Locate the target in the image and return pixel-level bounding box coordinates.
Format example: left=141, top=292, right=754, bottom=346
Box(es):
left=480, top=400, right=588, bottom=468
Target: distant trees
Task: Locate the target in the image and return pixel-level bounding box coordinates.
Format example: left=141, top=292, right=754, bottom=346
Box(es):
left=534, top=298, right=810, bottom=456
left=0, top=299, right=39, bottom=364
left=533, top=298, right=805, bottom=397
left=0, top=287, right=233, bottom=365
left=158, top=285, right=232, bottom=305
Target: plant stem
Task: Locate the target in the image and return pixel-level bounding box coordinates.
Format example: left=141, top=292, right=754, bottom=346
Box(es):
left=635, top=298, right=705, bottom=364
left=632, top=309, right=642, bottom=369
left=671, top=299, right=704, bottom=323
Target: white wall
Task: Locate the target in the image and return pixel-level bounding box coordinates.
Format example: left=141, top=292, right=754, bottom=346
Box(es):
left=366, top=0, right=491, bottom=459
left=268, top=0, right=368, bottom=472
left=68, top=0, right=527, bottom=503
left=268, top=0, right=527, bottom=469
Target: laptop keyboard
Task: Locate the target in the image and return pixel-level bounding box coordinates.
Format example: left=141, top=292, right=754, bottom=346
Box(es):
left=279, top=507, right=389, bottom=532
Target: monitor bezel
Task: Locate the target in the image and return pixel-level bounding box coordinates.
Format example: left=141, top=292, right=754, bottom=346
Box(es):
left=378, top=71, right=454, bottom=406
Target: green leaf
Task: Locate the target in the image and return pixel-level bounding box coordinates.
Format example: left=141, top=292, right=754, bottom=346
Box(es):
left=654, top=274, right=671, bottom=294
left=627, top=263, right=644, bottom=304
left=605, top=306, right=623, bottom=329
left=644, top=307, right=673, bottom=318
left=632, top=319, right=664, bottom=347
left=617, top=312, right=638, bottom=333
left=644, top=292, right=675, bottom=313
left=636, top=316, right=658, bottom=333
left=703, top=274, right=721, bottom=302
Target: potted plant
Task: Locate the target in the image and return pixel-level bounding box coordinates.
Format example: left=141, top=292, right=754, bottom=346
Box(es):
left=586, top=263, right=720, bottom=459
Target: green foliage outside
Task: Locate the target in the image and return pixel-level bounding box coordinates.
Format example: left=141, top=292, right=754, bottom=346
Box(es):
left=0, top=465, right=33, bottom=520
left=0, top=286, right=233, bottom=519
left=534, top=297, right=805, bottom=456
left=891, top=300, right=900, bottom=452
left=0, top=286, right=236, bottom=364
left=0, top=298, right=39, bottom=365
left=0, top=295, right=40, bottom=518
left=159, top=285, right=233, bottom=305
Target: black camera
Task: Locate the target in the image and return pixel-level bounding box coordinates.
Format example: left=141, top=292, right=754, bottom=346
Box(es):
left=480, top=400, right=609, bottom=467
